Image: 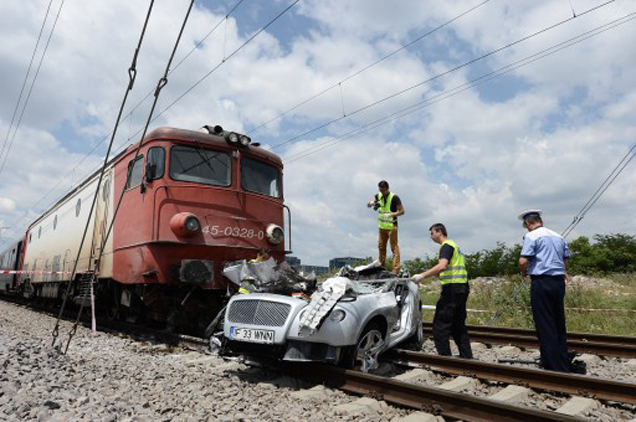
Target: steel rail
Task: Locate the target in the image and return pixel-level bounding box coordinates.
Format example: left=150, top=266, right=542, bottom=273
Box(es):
left=387, top=350, right=636, bottom=405
left=284, top=363, right=583, bottom=421
left=429, top=323, right=636, bottom=346
left=422, top=324, right=636, bottom=358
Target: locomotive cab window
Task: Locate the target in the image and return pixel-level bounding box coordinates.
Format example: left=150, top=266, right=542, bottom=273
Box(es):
left=170, top=145, right=231, bottom=186
left=146, top=147, right=165, bottom=181
left=241, top=157, right=280, bottom=198
left=125, top=155, right=145, bottom=190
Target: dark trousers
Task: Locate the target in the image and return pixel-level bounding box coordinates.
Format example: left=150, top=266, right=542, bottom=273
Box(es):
left=433, top=283, right=473, bottom=358
left=530, top=275, right=569, bottom=372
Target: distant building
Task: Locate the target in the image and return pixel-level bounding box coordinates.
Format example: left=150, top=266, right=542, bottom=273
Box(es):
left=285, top=256, right=301, bottom=268
left=329, top=256, right=367, bottom=270
left=298, top=264, right=329, bottom=277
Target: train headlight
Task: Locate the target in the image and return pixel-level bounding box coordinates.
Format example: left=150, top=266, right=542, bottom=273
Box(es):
left=185, top=216, right=200, bottom=232
left=170, top=212, right=201, bottom=237
left=227, top=132, right=239, bottom=145
left=266, top=224, right=284, bottom=245
left=239, top=135, right=251, bottom=147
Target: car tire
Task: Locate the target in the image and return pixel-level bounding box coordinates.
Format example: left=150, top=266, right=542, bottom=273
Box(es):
left=340, top=322, right=385, bottom=372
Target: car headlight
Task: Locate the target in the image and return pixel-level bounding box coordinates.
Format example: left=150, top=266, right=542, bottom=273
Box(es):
left=169, top=212, right=201, bottom=237
left=266, top=224, right=284, bottom=245
left=329, top=309, right=346, bottom=322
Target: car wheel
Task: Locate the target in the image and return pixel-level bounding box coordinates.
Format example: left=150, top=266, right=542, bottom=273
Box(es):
left=354, top=322, right=385, bottom=372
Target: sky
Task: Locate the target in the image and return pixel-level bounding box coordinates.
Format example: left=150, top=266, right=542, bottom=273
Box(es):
left=0, top=0, right=635, bottom=267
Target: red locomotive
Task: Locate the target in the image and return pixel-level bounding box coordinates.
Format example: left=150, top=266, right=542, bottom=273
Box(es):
left=4, top=125, right=289, bottom=332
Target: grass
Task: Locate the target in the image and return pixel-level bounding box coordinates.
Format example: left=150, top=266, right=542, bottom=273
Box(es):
left=419, top=273, right=636, bottom=336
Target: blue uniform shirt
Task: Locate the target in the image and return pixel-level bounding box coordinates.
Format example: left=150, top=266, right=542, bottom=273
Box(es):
left=521, top=226, right=570, bottom=276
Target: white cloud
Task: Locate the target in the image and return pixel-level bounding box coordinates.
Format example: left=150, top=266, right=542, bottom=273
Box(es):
left=0, top=197, right=16, bottom=212
left=1, top=0, right=635, bottom=267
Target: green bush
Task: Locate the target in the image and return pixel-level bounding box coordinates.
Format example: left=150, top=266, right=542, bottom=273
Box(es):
left=406, top=232, right=636, bottom=278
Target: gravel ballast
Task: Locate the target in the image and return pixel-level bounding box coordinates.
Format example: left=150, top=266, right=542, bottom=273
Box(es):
left=0, top=301, right=410, bottom=421
left=2, top=300, right=635, bottom=421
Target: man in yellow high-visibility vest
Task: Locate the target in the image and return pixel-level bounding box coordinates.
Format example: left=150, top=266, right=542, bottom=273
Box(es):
left=412, top=223, right=473, bottom=359
left=366, top=180, right=405, bottom=273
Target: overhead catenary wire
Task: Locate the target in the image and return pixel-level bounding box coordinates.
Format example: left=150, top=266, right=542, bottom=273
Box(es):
left=146, top=0, right=300, bottom=126
left=0, top=0, right=66, bottom=178
left=95, top=0, right=299, bottom=149
left=18, top=0, right=302, bottom=243
left=561, top=142, right=636, bottom=239
left=0, top=0, right=55, bottom=165
left=0, top=0, right=248, bottom=247
left=51, top=0, right=156, bottom=350
left=486, top=138, right=636, bottom=327
left=0, top=0, right=617, bottom=249
left=245, top=0, right=492, bottom=135
left=267, top=0, right=616, bottom=153
left=61, top=0, right=197, bottom=354
left=283, top=11, right=636, bottom=164
left=284, top=10, right=636, bottom=330
left=0, top=0, right=539, bottom=244
left=46, top=0, right=157, bottom=351
left=110, top=0, right=248, bottom=146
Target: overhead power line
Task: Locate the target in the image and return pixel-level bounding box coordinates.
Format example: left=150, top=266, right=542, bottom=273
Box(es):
left=0, top=0, right=54, bottom=165
left=562, top=142, right=636, bottom=239
left=23, top=0, right=302, bottom=235
left=51, top=0, right=157, bottom=350
left=0, top=0, right=66, bottom=177
left=113, top=0, right=247, bottom=145
left=0, top=0, right=249, bottom=246
left=245, top=0, right=492, bottom=136
left=268, top=0, right=615, bottom=153
left=60, top=0, right=197, bottom=354
left=282, top=12, right=636, bottom=163
left=148, top=0, right=300, bottom=125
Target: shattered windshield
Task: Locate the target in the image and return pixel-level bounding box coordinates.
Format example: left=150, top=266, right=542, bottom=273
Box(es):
left=170, top=145, right=231, bottom=186
left=241, top=157, right=280, bottom=198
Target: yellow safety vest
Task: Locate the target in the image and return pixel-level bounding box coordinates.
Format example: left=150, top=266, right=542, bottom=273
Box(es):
left=438, top=239, right=468, bottom=285
left=377, top=192, right=395, bottom=230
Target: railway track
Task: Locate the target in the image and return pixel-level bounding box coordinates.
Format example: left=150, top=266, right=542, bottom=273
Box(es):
left=423, top=322, right=636, bottom=358
left=283, top=363, right=582, bottom=421
left=4, top=296, right=633, bottom=419
left=386, top=349, right=636, bottom=405
left=177, top=336, right=635, bottom=419
left=171, top=334, right=631, bottom=406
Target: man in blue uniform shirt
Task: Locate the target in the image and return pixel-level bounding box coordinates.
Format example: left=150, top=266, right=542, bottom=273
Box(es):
left=518, top=210, right=570, bottom=372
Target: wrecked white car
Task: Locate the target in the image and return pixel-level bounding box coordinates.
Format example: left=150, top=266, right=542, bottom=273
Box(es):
left=216, top=261, right=423, bottom=372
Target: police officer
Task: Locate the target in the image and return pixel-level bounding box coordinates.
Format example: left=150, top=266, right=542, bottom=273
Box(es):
left=518, top=210, right=570, bottom=372
left=412, top=223, right=473, bottom=359
left=366, top=180, right=404, bottom=273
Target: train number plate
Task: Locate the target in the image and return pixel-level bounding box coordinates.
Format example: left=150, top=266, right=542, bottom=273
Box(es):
left=230, top=327, right=275, bottom=344
left=202, top=225, right=265, bottom=240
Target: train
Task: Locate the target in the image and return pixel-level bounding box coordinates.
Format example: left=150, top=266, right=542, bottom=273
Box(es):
left=0, top=125, right=290, bottom=333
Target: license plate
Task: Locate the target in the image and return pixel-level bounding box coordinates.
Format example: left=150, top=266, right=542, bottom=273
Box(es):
left=230, top=327, right=275, bottom=344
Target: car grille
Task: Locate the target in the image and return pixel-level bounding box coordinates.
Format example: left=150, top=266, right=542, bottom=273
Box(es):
left=227, top=299, right=291, bottom=327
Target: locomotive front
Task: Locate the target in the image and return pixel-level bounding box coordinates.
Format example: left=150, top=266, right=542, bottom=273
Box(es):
left=111, top=125, right=287, bottom=328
